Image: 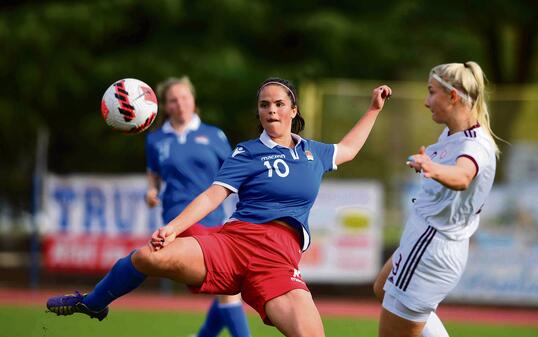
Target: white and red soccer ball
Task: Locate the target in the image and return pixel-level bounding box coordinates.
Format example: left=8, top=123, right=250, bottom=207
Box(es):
left=101, top=78, right=158, bottom=134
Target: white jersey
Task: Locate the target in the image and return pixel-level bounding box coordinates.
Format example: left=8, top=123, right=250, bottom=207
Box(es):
left=412, top=125, right=496, bottom=240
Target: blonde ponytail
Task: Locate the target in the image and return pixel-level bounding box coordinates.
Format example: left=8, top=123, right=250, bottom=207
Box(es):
left=430, top=61, right=500, bottom=157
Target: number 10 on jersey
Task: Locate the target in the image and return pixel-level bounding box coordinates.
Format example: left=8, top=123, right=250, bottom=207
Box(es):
left=263, top=159, right=290, bottom=178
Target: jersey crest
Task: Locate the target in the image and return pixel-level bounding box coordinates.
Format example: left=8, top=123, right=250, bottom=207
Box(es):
left=194, top=135, right=210, bottom=145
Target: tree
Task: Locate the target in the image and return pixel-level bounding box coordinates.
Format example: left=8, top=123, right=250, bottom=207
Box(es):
left=0, top=0, right=536, bottom=211
left=405, top=0, right=537, bottom=154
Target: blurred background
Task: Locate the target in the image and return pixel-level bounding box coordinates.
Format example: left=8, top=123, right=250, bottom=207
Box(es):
left=1, top=0, right=537, bottom=336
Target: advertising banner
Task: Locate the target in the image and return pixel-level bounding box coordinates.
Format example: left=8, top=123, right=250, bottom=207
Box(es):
left=42, top=175, right=383, bottom=282
left=301, top=181, right=383, bottom=283
left=41, top=174, right=160, bottom=273
left=449, top=184, right=538, bottom=305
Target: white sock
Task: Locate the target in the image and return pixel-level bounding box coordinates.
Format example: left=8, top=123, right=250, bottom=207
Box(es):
left=421, top=312, right=449, bottom=337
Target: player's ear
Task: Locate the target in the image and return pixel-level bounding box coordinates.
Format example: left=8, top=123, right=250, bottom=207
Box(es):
left=449, top=90, right=459, bottom=104
left=291, top=106, right=298, bottom=118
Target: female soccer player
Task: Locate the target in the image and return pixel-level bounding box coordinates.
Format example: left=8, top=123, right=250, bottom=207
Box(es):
left=373, top=62, right=498, bottom=337
left=47, top=77, right=392, bottom=337
left=145, top=76, right=250, bottom=337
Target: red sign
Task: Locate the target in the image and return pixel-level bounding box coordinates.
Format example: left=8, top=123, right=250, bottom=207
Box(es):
left=42, top=234, right=148, bottom=274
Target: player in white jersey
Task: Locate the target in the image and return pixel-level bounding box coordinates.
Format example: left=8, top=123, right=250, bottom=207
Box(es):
left=373, top=61, right=500, bottom=337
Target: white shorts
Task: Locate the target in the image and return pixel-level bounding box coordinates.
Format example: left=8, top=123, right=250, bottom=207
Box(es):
left=383, top=213, right=469, bottom=317
left=382, top=292, right=430, bottom=322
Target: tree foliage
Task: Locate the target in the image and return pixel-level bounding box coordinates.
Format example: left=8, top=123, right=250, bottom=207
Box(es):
left=0, top=0, right=536, bottom=211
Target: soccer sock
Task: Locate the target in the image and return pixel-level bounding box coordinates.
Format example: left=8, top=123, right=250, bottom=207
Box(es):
left=83, top=251, right=146, bottom=311
left=421, top=311, right=449, bottom=337
left=196, top=298, right=225, bottom=337
left=220, top=301, right=251, bottom=337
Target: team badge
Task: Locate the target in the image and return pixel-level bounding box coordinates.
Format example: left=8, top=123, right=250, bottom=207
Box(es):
left=305, top=150, right=314, bottom=161
left=195, top=135, right=210, bottom=144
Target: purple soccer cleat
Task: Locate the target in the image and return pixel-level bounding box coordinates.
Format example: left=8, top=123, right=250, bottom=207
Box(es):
left=46, top=291, right=109, bottom=321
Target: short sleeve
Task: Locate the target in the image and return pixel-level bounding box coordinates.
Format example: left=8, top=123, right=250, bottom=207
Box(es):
left=214, top=128, right=232, bottom=165
left=213, top=144, right=252, bottom=193
left=457, top=140, right=489, bottom=176
left=309, top=140, right=337, bottom=172
left=145, top=136, right=160, bottom=175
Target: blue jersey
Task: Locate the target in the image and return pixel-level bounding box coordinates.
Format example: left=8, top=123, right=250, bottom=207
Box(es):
left=214, top=130, right=337, bottom=251
left=146, top=115, right=231, bottom=226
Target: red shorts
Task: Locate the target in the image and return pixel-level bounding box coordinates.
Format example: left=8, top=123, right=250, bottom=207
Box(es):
left=191, top=220, right=309, bottom=325
left=178, top=223, right=222, bottom=238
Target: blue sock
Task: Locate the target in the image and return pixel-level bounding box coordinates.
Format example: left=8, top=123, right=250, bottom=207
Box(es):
left=220, top=301, right=251, bottom=337
left=83, top=251, right=146, bottom=311
left=197, top=299, right=224, bottom=337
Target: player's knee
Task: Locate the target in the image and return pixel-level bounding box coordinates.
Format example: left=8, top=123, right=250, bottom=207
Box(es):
left=296, top=324, right=324, bottom=337
left=131, top=246, right=159, bottom=275
left=132, top=245, right=189, bottom=278
left=283, top=321, right=322, bottom=337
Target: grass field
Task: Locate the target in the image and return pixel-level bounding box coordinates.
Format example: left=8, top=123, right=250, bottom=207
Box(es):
left=2, top=306, right=537, bottom=337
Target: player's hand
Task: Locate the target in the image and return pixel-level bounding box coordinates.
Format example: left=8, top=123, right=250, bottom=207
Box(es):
left=146, top=188, right=160, bottom=208
left=150, top=225, right=177, bottom=251
left=369, top=85, right=392, bottom=111
left=406, top=146, right=434, bottom=177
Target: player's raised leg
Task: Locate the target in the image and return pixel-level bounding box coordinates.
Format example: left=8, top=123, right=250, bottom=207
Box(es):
left=46, top=237, right=206, bottom=320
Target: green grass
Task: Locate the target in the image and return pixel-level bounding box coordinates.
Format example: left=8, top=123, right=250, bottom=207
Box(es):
left=1, top=306, right=537, bottom=337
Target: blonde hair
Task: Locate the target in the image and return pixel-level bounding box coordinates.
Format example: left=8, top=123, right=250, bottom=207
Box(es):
left=154, top=76, right=198, bottom=126
left=430, top=61, right=500, bottom=156
left=156, top=76, right=196, bottom=107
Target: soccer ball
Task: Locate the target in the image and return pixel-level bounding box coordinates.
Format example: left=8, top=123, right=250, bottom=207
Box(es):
left=101, top=78, right=158, bottom=134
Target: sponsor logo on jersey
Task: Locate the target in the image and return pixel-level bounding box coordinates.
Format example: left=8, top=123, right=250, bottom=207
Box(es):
left=260, top=154, right=286, bottom=161
left=305, top=150, right=314, bottom=161
left=194, top=135, right=210, bottom=145
left=232, top=146, right=245, bottom=157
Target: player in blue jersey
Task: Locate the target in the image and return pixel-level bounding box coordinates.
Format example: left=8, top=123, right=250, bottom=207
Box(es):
left=145, top=76, right=251, bottom=337
left=47, top=77, right=392, bottom=337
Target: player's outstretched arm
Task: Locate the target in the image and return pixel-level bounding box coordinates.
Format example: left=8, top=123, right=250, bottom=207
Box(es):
left=151, top=184, right=231, bottom=250
left=335, top=85, right=392, bottom=166
left=407, top=147, right=476, bottom=191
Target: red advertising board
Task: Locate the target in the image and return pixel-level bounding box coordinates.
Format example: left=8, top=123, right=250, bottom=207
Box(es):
left=42, top=234, right=148, bottom=274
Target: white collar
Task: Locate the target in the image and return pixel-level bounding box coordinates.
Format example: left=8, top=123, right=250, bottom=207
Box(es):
left=162, top=114, right=201, bottom=135
left=259, top=129, right=303, bottom=149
